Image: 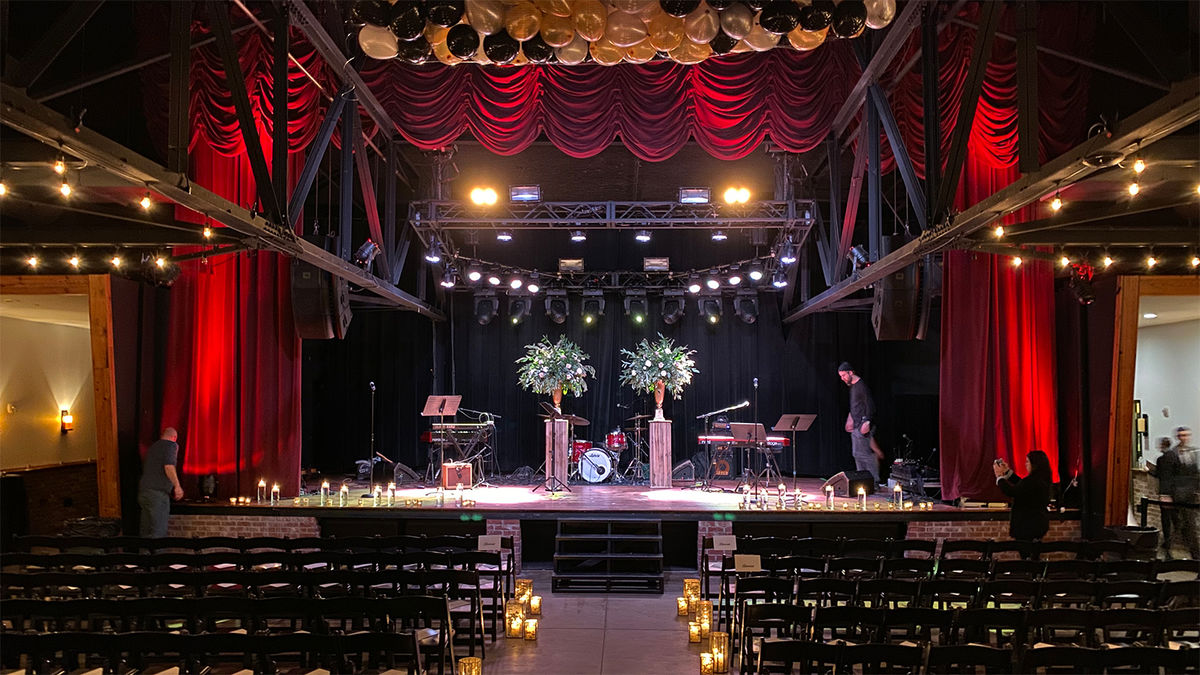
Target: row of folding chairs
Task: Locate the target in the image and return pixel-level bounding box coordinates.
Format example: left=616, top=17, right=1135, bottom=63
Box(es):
left=13, top=533, right=497, bottom=555
left=752, top=640, right=1198, bottom=675
left=701, top=536, right=1142, bottom=565
left=0, top=630, right=425, bottom=675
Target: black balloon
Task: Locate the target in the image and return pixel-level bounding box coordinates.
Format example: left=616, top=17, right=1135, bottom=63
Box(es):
left=522, top=34, right=554, bottom=63
left=758, top=2, right=800, bottom=34
left=706, top=0, right=734, bottom=10
left=350, top=0, right=391, bottom=27
left=709, top=30, right=737, bottom=55
left=396, top=35, right=432, bottom=63
left=389, top=5, right=426, bottom=41
left=830, top=0, right=867, bottom=38
left=427, top=1, right=465, bottom=28
left=483, top=30, right=520, bottom=64
left=446, top=24, right=480, bottom=60
left=660, top=0, right=700, bottom=17
left=744, top=1, right=764, bottom=11
left=798, top=0, right=834, bottom=31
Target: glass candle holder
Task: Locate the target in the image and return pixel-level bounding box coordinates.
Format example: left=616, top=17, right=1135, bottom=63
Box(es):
left=893, top=482, right=903, bottom=507
left=683, top=578, right=701, bottom=599
left=710, top=631, right=729, bottom=674
left=523, top=618, right=538, bottom=640
left=688, top=621, right=701, bottom=643
left=320, top=481, right=330, bottom=506
left=505, top=599, right=526, bottom=639
left=825, top=485, right=834, bottom=510
left=270, top=484, right=280, bottom=506
left=372, top=486, right=381, bottom=507
left=257, top=479, right=266, bottom=503
left=229, top=497, right=237, bottom=505
left=858, top=486, right=866, bottom=510
left=458, top=657, right=482, bottom=675
left=338, top=485, right=348, bottom=507
left=529, top=595, right=542, bottom=615
left=677, top=597, right=689, bottom=616
left=687, top=595, right=698, bottom=615
left=515, top=578, right=533, bottom=599
left=700, top=652, right=714, bottom=675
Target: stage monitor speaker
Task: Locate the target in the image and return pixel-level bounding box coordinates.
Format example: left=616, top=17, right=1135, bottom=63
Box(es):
left=393, top=462, right=421, bottom=484
left=291, top=260, right=352, bottom=339
left=871, top=262, right=921, bottom=341
left=821, top=470, right=876, bottom=497
left=672, top=460, right=695, bottom=482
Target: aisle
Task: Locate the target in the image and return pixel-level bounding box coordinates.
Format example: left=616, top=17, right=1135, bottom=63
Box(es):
left=481, top=569, right=701, bottom=675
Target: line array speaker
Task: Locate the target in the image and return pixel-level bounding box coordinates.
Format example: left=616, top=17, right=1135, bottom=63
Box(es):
left=291, top=260, right=352, bottom=339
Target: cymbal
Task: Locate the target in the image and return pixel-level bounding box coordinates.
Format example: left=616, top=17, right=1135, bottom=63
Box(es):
left=565, top=415, right=590, bottom=426
left=625, top=413, right=652, bottom=422
left=622, top=427, right=644, bottom=433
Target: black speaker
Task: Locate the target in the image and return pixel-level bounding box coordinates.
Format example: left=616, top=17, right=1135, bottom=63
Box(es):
left=821, top=470, right=876, bottom=497
left=672, top=460, right=695, bottom=481
left=871, top=263, right=920, bottom=341
left=291, top=260, right=352, bottom=339
left=393, top=462, right=421, bottom=484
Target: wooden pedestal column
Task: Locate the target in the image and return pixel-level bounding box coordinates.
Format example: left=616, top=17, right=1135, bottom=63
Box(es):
left=544, top=418, right=569, bottom=489
left=649, top=419, right=672, bottom=488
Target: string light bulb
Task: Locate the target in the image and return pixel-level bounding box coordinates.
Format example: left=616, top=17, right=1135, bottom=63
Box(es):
left=26, top=255, right=38, bottom=268
left=994, top=225, right=1005, bottom=238
left=54, top=156, right=66, bottom=175
left=1103, top=254, right=1114, bottom=268
left=68, top=255, right=80, bottom=268
left=1060, top=254, right=1071, bottom=268
left=1050, top=193, right=1063, bottom=212
left=155, top=256, right=166, bottom=268
left=1146, top=254, right=1157, bottom=268
left=1132, top=158, right=1145, bottom=174
left=203, top=227, right=213, bottom=239
left=1191, top=255, right=1199, bottom=268
left=0, top=180, right=7, bottom=196
left=59, top=180, right=71, bottom=197
left=1011, top=256, right=1023, bottom=267
left=139, top=192, right=152, bottom=210
left=1128, top=180, right=1140, bottom=197
left=110, top=255, right=122, bottom=268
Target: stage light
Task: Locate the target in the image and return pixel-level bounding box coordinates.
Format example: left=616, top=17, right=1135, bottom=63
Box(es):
left=440, top=268, right=457, bottom=288
left=635, top=230, right=651, bottom=243
left=139, top=192, right=152, bottom=210
left=771, top=269, right=788, bottom=288
left=526, top=275, right=541, bottom=294
left=1132, top=158, right=1146, bottom=174
left=623, top=290, right=647, bottom=324
left=26, top=255, right=38, bottom=268
left=1128, top=180, right=1140, bottom=196
left=661, top=290, right=685, bottom=325
left=545, top=290, right=569, bottom=324
left=570, top=230, right=587, bottom=242
left=705, top=275, right=720, bottom=290
left=1050, top=193, right=1063, bottom=212
left=54, top=156, right=66, bottom=175
left=354, top=239, right=380, bottom=267
left=203, top=227, right=213, bottom=239
left=508, top=295, right=532, bottom=325
left=509, top=276, right=523, bottom=290
left=734, top=291, right=759, bottom=324
left=1011, top=256, right=1022, bottom=267
left=110, top=255, right=123, bottom=269
left=496, top=230, right=513, bottom=242
left=687, top=275, right=702, bottom=294
left=581, top=290, right=605, bottom=324
left=723, top=186, right=750, bottom=204
left=470, top=187, right=497, bottom=206
left=509, top=185, right=541, bottom=202
left=778, top=238, right=797, bottom=265
left=467, top=267, right=482, bottom=282
left=727, top=272, right=742, bottom=286
left=747, top=265, right=764, bottom=282
left=711, top=230, right=728, bottom=242
left=698, top=296, right=722, bottom=325
left=678, top=187, right=711, bottom=204
left=473, top=292, right=499, bottom=325
left=848, top=245, right=869, bottom=271
left=59, top=180, right=71, bottom=197
left=487, top=272, right=502, bottom=286
left=424, top=240, right=443, bottom=263
left=68, top=255, right=80, bottom=268
left=993, top=225, right=1004, bottom=238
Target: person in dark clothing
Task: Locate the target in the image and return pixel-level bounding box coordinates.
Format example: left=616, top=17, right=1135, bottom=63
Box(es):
left=838, top=362, right=883, bottom=483
left=1156, top=426, right=1199, bottom=559
left=992, top=450, right=1053, bottom=541
left=138, top=427, right=183, bottom=537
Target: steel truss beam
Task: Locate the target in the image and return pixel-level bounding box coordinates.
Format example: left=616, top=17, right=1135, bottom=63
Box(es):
left=785, top=79, right=1200, bottom=321
left=0, top=82, right=442, bottom=319
left=982, top=226, right=1200, bottom=247
left=408, top=200, right=815, bottom=230
left=831, top=0, right=927, bottom=136
left=452, top=270, right=785, bottom=294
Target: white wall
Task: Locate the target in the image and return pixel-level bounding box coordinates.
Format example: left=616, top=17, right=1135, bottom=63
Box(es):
left=1134, top=319, right=1200, bottom=466
left=0, top=315, right=97, bottom=470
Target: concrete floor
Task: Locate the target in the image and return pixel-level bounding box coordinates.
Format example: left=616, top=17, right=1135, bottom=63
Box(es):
left=475, top=569, right=706, bottom=675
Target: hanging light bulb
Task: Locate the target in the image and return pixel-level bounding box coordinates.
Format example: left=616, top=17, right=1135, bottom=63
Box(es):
left=68, top=255, right=80, bottom=268
left=994, top=225, right=1005, bottom=238
left=1146, top=254, right=1157, bottom=268
left=110, top=255, right=123, bottom=268
left=1103, top=254, right=1114, bottom=268
left=1011, top=256, right=1023, bottom=267
left=0, top=180, right=7, bottom=196
left=59, top=180, right=71, bottom=197
left=1191, top=255, right=1199, bottom=268
left=155, top=256, right=166, bottom=268
left=139, top=192, right=152, bottom=210
left=1050, top=193, right=1063, bottom=212
left=1060, top=254, right=1071, bottom=268
left=1128, top=180, right=1140, bottom=196
left=1132, top=158, right=1146, bottom=174
left=54, top=156, right=66, bottom=175
left=203, top=227, right=213, bottom=239
left=26, top=255, right=38, bottom=268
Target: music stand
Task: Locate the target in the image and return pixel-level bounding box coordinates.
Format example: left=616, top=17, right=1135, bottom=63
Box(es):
left=773, top=414, right=816, bottom=490
left=422, top=395, right=461, bottom=488
left=730, top=422, right=770, bottom=501
left=534, top=402, right=572, bottom=493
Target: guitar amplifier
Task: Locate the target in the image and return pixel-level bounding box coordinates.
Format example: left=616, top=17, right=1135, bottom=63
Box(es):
left=442, top=462, right=472, bottom=490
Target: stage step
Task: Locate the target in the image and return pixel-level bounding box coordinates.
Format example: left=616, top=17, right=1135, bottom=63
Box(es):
left=551, top=518, right=664, bottom=594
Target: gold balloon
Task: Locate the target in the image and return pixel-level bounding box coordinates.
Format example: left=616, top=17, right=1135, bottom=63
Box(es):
left=864, top=0, right=896, bottom=30
left=358, top=24, right=399, bottom=60
left=540, top=12, right=576, bottom=46
left=743, top=22, right=778, bottom=52
left=648, top=12, right=684, bottom=51
left=590, top=37, right=624, bottom=65
left=787, top=25, right=826, bottom=51
left=505, top=2, right=542, bottom=41
left=731, top=39, right=753, bottom=53
left=719, top=2, right=753, bottom=40
left=635, top=2, right=663, bottom=22
left=534, top=0, right=572, bottom=16
left=625, top=38, right=657, bottom=63
left=466, top=0, right=506, bottom=36
left=609, top=0, right=647, bottom=12
left=556, top=32, right=589, bottom=64
left=510, top=51, right=530, bottom=66
left=433, top=39, right=458, bottom=64
left=425, top=23, right=450, bottom=45
left=605, top=9, right=647, bottom=47
left=670, top=39, right=711, bottom=64
left=573, top=0, right=608, bottom=42
left=683, top=5, right=719, bottom=44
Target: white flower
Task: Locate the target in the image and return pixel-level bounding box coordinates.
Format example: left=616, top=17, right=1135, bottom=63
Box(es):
left=645, top=359, right=652, bottom=367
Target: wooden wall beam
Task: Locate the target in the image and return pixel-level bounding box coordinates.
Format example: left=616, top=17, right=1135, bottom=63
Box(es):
left=87, top=275, right=120, bottom=518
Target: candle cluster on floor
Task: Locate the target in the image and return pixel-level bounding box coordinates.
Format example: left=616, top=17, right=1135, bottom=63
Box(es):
left=505, top=578, right=541, bottom=641
left=679, top=578, right=728, bottom=673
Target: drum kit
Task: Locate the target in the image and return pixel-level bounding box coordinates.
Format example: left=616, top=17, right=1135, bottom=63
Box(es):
left=569, top=412, right=652, bottom=484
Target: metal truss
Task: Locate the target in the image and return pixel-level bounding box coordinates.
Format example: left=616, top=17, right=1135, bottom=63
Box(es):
left=408, top=200, right=816, bottom=230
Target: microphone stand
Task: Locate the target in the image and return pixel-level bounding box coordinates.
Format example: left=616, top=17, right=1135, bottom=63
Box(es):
left=752, top=377, right=761, bottom=504
left=368, top=382, right=377, bottom=485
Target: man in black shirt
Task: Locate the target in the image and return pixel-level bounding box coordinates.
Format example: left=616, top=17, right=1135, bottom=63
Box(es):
left=838, top=362, right=883, bottom=483
left=138, top=427, right=183, bottom=537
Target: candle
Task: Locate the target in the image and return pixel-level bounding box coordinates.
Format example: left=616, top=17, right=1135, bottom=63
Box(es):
left=688, top=621, right=701, bottom=643
left=229, top=497, right=237, bottom=505
left=515, top=578, right=533, bottom=599
left=387, top=482, right=395, bottom=507
left=858, top=486, right=866, bottom=510
left=372, top=485, right=381, bottom=507
left=698, top=601, right=712, bottom=637
left=700, top=618, right=710, bottom=638
left=505, top=599, right=526, bottom=638
left=825, top=484, right=834, bottom=510
left=523, top=618, right=539, bottom=640
left=270, top=484, right=280, bottom=506
left=458, top=657, right=482, bottom=675
left=677, top=597, right=689, bottom=616
left=893, top=482, right=903, bottom=508
left=435, top=487, right=445, bottom=507
left=710, top=631, right=729, bottom=673
left=687, top=595, right=698, bottom=615
left=338, top=484, right=348, bottom=507
left=700, top=652, right=714, bottom=675
left=292, top=497, right=300, bottom=506
left=257, top=479, right=266, bottom=503
left=320, top=481, right=330, bottom=506
left=683, top=578, right=701, bottom=598
left=529, top=595, right=542, bottom=615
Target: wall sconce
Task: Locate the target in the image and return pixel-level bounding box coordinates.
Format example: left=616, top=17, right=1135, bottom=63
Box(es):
left=60, top=409, right=74, bottom=433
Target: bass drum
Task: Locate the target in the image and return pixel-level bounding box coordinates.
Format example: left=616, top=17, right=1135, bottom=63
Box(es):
left=579, top=448, right=614, bottom=483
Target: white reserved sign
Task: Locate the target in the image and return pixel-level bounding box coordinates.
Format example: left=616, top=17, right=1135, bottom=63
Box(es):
left=713, top=535, right=737, bottom=551
left=734, top=554, right=762, bottom=572
left=477, top=535, right=502, bottom=551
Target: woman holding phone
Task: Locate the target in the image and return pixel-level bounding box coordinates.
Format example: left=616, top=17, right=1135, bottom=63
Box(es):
left=992, top=450, right=1053, bottom=541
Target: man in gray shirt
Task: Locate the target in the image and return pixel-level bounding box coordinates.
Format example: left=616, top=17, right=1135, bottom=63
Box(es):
left=839, top=362, right=883, bottom=483
left=1158, top=426, right=1199, bottom=559
left=138, top=427, right=183, bottom=537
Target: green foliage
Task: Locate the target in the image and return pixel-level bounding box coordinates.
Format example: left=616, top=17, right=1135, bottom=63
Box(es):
left=515, top=335, right=596, bottom=398
left=619, top=334, right=699, bottom=399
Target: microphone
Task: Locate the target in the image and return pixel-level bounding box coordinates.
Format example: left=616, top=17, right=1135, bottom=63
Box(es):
left=369, top=381, right=376, bottom=392
left=753, top=377, right=758, bottom=389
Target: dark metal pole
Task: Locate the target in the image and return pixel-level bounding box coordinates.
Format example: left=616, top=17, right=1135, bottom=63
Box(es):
left=922, top=3, right=940, bottom=225
left=166, top=2, right=191, bottom=175
left=271, top=6, right=289, bottom=218
left=339, top=100, right=356, bottom=261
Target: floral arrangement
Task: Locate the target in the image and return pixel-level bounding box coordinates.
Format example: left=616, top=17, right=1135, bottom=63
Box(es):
left=515, top=335, right=596, bottom=399
left=619, top=334, right=699, bottom=399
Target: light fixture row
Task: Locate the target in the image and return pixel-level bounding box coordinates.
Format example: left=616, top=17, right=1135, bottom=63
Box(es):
left=473, top=289, right=759, bottom=327
left=17, top=250, right=173, bottom=271
left=466, top=184, right=754, bottom=206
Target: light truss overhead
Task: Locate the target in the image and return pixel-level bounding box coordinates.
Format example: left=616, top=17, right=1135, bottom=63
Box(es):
left=407, top=199, right=816, bottom=230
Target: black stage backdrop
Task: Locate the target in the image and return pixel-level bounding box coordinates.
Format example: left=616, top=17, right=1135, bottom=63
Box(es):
left=301, top=291, right=940, bottom=481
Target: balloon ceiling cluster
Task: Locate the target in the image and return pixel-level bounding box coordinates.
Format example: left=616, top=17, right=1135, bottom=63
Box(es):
left=354, top=0, right=897, bottom=66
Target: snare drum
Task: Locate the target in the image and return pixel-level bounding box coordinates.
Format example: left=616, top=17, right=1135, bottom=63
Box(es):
left=570, top=440, right=591, bottom=463
left=606, top=430, right=627, bottom=452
